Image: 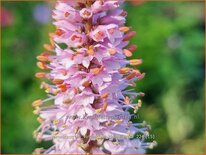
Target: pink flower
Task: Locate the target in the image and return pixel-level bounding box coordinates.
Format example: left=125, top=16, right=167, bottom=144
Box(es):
left=33, top=0, right=156, bottom=154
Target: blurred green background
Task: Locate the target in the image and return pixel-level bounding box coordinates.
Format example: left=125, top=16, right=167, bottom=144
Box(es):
left=1, top=1, right=205, bottom=154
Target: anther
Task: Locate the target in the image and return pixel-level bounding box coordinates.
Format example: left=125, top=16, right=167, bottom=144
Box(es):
left=63, top=98, right=72, bottom=104
left=32, top=99, right=43, bottom=107
left=106, top=121, right=112, bottom=126
left=58, top=84, right=67, bottom=92
left=123, top=31, right=136, bottom=41
left=108, top=48, right=117, bottom=55
left=82, top=80, right=91, bottom=87
left=129, top=59, right=143, bottom=66
left=119, top=26, right=130, bottom=32
left=35, top=72, right=47, bottom=78
left=127, top=44, right=137, bottom=52
left=124, top=96, right=130, bottom=104
left=123, top=49, right=133, bottom=57
left=64, top=12, right=70, bottom=17
left=101, top=93, right=109, bottom=99
left=133, top=69, right=141, bottom=76
left=52, top=79, right=64, bottom=85
left=62, top=124, right=68, bottom=128
left=36, top=56, right=49, bottom=62
left=95, top=108, right=102, bottom=113
left=118, top=67, right=131, bottom=74
left=102, top=102, right=108, bottom=111
left=33, top=107, right=40, bottom=115
left=137, top=99, right=142, bottom=107
left=43, top=44, right=54, bottom=52
left=37, top=117, right=43, bottom=123
left=55, top=29, right=65, bottom=36
left=115, top=119, right=123, bottom=124
left=87, top=46, right=94, bottom=55
left=92, top=66, right=104, bottom=75
left=53, top=119, right=59, bottom=125
left=139, top=92, right=145, bottom=97
left=37, top=62, right=47, bottom=70
left=125, top=72, right=136, bottom=80
left=120, top=11, right=127, bottom=17
left=138, top=73, right=145, bottom=80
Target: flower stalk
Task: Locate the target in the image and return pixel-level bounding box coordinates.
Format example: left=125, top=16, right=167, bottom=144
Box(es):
left=33, top=0, right=156, bottom=154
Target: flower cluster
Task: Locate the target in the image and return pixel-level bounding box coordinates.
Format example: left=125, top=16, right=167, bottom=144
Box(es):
left=33, top=0, right=156, bottom=154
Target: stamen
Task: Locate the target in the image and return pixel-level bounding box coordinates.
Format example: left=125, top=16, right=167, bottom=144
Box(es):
left=101, top=93, right=109, bottom=99
left=64, top=12, right=70, bottom=17
left=115, top=119, right=123, bottom=124
left=139, top=92, right=145, bottom=97
left=33, top=148, right=45, bottom=154
left=53, top=119, right=59, bottom=125
left=133, top=69, right=141, bottom=76
left=108, top=48, right=117, bottom=55
left=37, top=117, right=43, bottom=123
left=106, top=121, right=112, bottom=126
left=137, top=99, right=142, bottom=107
left=102, top=102, right=108, bottom=111
left=125, top=72, right=136, bottom=80
left=82, top=80, right=91, bottom=87
left=43, top=44, right=54, bottom=52
left=83, top=10, right=91, bottom=16
left=123, top=49, right=132, bottom=57
left=33, top=107, right=41, bottom=115
left=55, top=29, right=65, bottom=36
left=32, top=99, right=43, bottom=107
left=58, top=84, right=67, bottom=92
left=37, top=62, right=47, bottom=70
left=120, top=10, right=127, bottom=17
left=52, top=79, right=64, bottom=85
left=123, top=31, right=136, bottom=41
left=95, top=108, right=102, bottom=113
left=91, top=66, right=104, bottom=75
left=62, top=124, right=68, bottom=128
left=36, top=56, right=49, bottom=62
left=127, top=44, right=137, bottom=52
left=138, top=73, right=145, bottom=80
left=35, top=72, right=47, bottom=78
left=50, top=38, right=55, bottom=47
left=87, top=46, right=94, bottom=55
left=94, top=31, right=104, bottom=40
left=108, top=28, right=115, bottom=35
left=118, top=67, right=130, bottom=74
left=63, top=98, right=72, bottom=104
left=129, top=59, right=143, bottom=66
left=49, top=32, right=55, bottom=38
left=119, top=26, right=130, bottom=32
left=124, top=96, right=130, bottom=104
